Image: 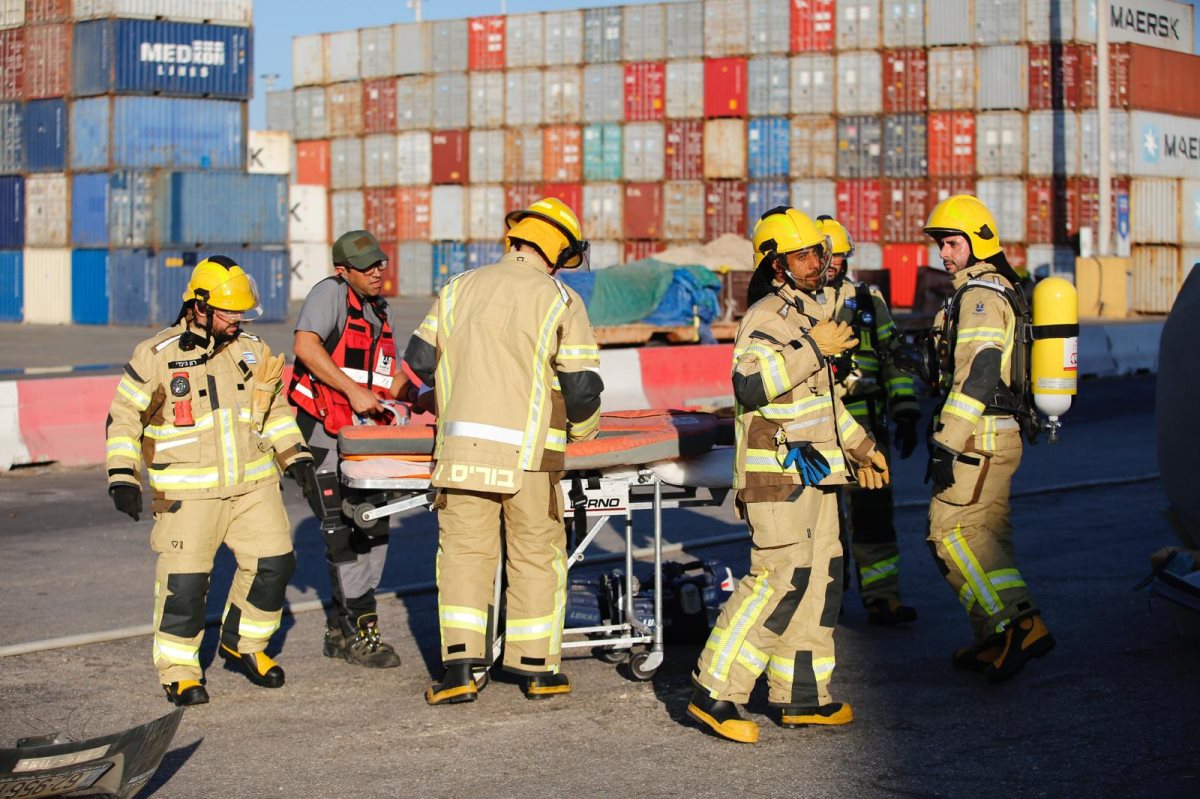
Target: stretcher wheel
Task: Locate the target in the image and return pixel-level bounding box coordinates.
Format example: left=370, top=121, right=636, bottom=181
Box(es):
left=596, top=645, right=630, bottom=664
left=351, top=503, right=375, bottom=528
left=624, top=650, right=657, bottom=681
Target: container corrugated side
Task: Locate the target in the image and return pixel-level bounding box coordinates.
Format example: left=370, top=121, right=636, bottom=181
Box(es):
left=359, top=25, right=394, bottom=79
left=467, top=185, right=504, bottom=242
left=583, top=182, right=623, bottom=240
left=247, top=129, right=289, bottom=175
left=791, top=0, right=836, bottom=51
left=288, top=241, right=329, bottom=301
left=71, top=172, right=107, bottom=246
left=70, top=248, right=108, bottom=325
left=24, top=172, right=66, bottom=246
left=0, top=248, right=20, bottom=321
left=363, top=79, right=396, bottom=133
left=705, top=179, right=748, bottom=239
left=324, top=29, right=358, bottom=84
left=1181, top=179, right=1200, bottom=246
left=882, top=113, right=926, bottom=178
left=835, top=178, right=882, bottom=242
left=583, top=6, right=622, bottom=64
left=506, top=13, right=544, bottom=69
left=836, top=115, right=882, bottom=178
left=24, top=21, right=69, bottom=100
left=330, top=190, right=364, bottom=240
left=395, top=76, right=432, bottom=131
left=583, top=63, right=623, bottom=123
left=292, top=34, right=324, bottom=87
left=704, top=0, right=749, bottom=58
left=545, top=66, right=583, bottom=124
left=703, top=118, right=746, bottom=179
left=1026, top=110, right=1080, bottom=177
left=1130, top=178, right=1179, bottom=244
left=836, top=50, right=882, bottom=115
left=505, top=127, right=543, bottom=182
left=469, top=129, right=505, bottom=184
left=665, top=60, right=704, bottom=119
left=974, top=0, right=1024, bottom=44
left=624, top=121, right=664, bottom=182
left=884, top=49, right=926, bottom=113
left=544, top=10, right=583, bottom=66
left=975, top=112, right=1025, bottom=176
left=748, top=0, right=790, bottom=54
left=665, top=1, right=704, bottom=59
left=396, top=131, right=431, bottom=186
left=429, top=20, right=467, bottom=73
left=470, top=72, right=505, bottom=129
left=589, top=241, right=623, bottom=270
left=624, top=61, right=664, bottom=122
left=790, top=54, right=835, bottom=115
left=154, top=172, right=286, bottom=246
left=0, top=101, right=22, bottom=173
left=329, top=137, right=362, bottom=190
left=584, top=122, right=622, bottom=181
left=0, top=174, right=22, bottom=247
left=432, top=241, right=467, bottom=293
left=624, top=182, right=663, bottom=239
left=790, top=116, right=836, bottom=178
left=977, top=46, right=1028, bottom=111
left=73, top=0, right=253, bottom=26
left=748, top=116, right=789, bottom=178
left=397, top=187, right=431, bottom=240
left=103, top=248, right=149, bottom=325
left=662, top=180, right=705, bottom=240
left=362, top=134, right=397, bottom=187
left=746, top=179, right=790, bottom=231
left=665, top=119, right=703, bottom=181
left=1025, top=0, right=1075, bottom=43
left=22, top=247, right=70, bottom=324
left=1078, top=109, right=1130, bottom=178
left=288, top=183, right=327, bottom=244
left=882, top=178, right=929, bottom=242
left=748, top=55, right=789, bottom=117
left=927, top=47, right=974, bottom=110
left=69, top=171, right=154, bottom=247
left=393, top=23, right=430, bottom=76
left=430, top=185, right=465, bottom=241
left=432, top=72, right=469, bottom=130
left=467, top=241, right=505, bottom=270
left=506, top=69, right=543, bottom=127
left=325, top=82, right=363, bottom=138
left=882, top=0, right=924, bottom=48
left=265, top=90, right=293, bottom=135
left=1130, top=246, right=1182, bottom=314
left=1024, top=244, right=1075, bottom=279
left=1128, top=111, right=1200, bottom=181
left=623, top=3, right=665, bottom=61
left=292, top=86, right=327, bottom=141
left=977, top=178, right=1026, bottom=242
left=468, top=16, right=506, bottom=72
left=543, top=124, right=582, bottom=182
left=835, top=0, right=882, bottom=52
left=393, top=240, right=430, bottom=296
left=24, top=98, right=65, bottom=173
left=925, top=0, right=972, bottom=46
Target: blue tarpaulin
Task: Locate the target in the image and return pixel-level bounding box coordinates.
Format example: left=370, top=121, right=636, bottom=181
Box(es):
left=558, top=259, right=720, bottom=330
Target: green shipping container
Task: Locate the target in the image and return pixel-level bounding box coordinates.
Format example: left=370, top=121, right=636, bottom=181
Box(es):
left=583, top=123, right=622, bottom=181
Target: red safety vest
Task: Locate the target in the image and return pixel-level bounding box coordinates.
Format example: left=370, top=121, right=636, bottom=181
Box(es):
left=288, top=279, right=396, bottom=435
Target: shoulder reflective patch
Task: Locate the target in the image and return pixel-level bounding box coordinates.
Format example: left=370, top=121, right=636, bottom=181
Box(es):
left=240, top=333, right=260, bottom=341
left=551, top=277, right=571, bottom=304
left=153, top=334, right=183, bottom=353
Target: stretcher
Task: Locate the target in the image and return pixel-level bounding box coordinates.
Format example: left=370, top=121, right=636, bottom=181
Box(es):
left=336, top=409, right=732, bottom=680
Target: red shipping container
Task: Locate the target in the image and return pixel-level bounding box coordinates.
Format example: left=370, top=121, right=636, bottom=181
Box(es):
left=881, top=244, right=927, bottom=308
left=790, top=0, right=835, bottom=52
left=23, top=23, right=69, bottom=99
left=1026, top=177, right=1065, bottom=244
left=396, top=187, right=432, bottom=241
left=25, top=0, right=71, bottom=23
left=926, top=112, right=974, bottom=177
left=704, top=180, right=747, bottom=240
left=1069, top=176, right=1130, bottom=243
left=704, top=57, right=747, bottom=119
left=364, top=188, right=399, bottom=242
left=1029, top=43, right=1080, bottom=110
left=1118, top=44, right=1200, bottom=118
left=1078, top=44, right=1131, bottom=110
left=468, top=16, right=506, bottom=71
left=625, top=240, right=663, bottom=262
left=377, top=239, right=400, bottom=296
left=543, top=125, right=583, bottom=182
left=295, top=140, right=331, bottom=186
left=624, top=183, right=664, bottom=240
left=927, top=177, right=975, bottom=214
left=0, top=28, right=25, bottom=100
left=624, top=62, right=665, bottom=122
left=363, top=79, right=398, bottom=133
left=541, top=182, right=583, bottom=218
left=505, top=183, right=542, bottom=214
left=882, top=179, right=930, bottom=244
left=836, top=179, right=882, bottom=243
left=883, top=49, right=926, bottom=114
left=665, top=120, right=704, bottom=181
left=431, top=130, right=468, bottom=185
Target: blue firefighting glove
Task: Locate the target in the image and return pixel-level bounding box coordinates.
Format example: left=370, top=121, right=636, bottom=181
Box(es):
left=783, top=442, right=832, bottom=486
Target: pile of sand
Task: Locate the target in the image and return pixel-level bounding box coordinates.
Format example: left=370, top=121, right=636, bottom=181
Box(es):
left=652, top=234, right=755, bottom=272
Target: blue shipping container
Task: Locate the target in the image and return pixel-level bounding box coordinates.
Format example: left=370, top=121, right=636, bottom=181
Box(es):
left=71, top=174, right=109, bottom=246
left=0, top=250, right=22, bottom=322
left=154, top=172, right=287, bottom=247
left=152, top=248, right=289, bottom=326
left=466, top=241, right=504, bottom=270
left=73, top=19, right=252, bottom=100
left=109, top=249, right=155, bottom=326
left=71, top=249, right=110, bottom=325
left=72, top=171, right=162, bottom=248
left=0, top=176, right=24, bottom=248
left=748, top=117, right=790, bottom=179
left=0, top=102, right=25, bottom=175
left=432, top=241, right=467, bottom=293
left=25, top=99, right=67, bottom=173
left=70, top=96, right=245, bottom=172
left=746, top=180, right=791, bottom=234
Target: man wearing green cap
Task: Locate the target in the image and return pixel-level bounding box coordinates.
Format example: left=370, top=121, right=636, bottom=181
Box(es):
left=288, top=230, right=410, bottom=669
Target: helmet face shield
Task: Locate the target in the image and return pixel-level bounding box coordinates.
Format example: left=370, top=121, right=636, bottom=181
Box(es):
left=203, top=273, right=262, bottom=321
left=781, top=236, right=833, bottom=292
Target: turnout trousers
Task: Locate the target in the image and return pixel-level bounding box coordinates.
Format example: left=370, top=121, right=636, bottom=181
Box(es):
left=694, top=486, right=844, bottom=707
left=150, top=481, right=296, bottom=684
left=927, top=428, right=1037, bottom=642
left=842, top=421, right=902, bottom=604
left=435, top=471, right=568, bottom=676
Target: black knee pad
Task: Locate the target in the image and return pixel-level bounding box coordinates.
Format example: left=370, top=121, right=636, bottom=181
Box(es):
left=246, top=552, right=297, bottom=613
left=764, top=568, right=812, bottom=636
left=820, top=557, right=844, bottom=628
left=325, top=525, right=357, bottom=565
left=160, top=572, right=210, bottom=638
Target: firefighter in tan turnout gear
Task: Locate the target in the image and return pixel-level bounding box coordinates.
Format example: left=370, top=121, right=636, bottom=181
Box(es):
left=403, top=197, right=604, bottom=704
left=105, top=256, right=312, bottom=706
left=817, top=215, right=921, bottom=626
left=924, top=195, right=1055, bottom=683
left=686, top=207, right=891, bottom=744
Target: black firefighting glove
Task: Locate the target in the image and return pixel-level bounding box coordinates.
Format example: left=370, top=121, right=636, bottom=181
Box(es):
left=893, top=411, right=920, bottom=460
left=285, top=459, right=320, bottom=500
left=927, top=440, right=959, bottom=492
left=109, top=484, right=142, bottom=521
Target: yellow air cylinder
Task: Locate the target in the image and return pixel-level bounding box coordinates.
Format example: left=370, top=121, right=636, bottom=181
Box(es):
left=1031, top=276, right=1079, bottom=422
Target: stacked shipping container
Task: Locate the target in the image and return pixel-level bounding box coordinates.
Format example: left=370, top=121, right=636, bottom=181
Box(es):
left=267, top=0, right=1200, bottom=313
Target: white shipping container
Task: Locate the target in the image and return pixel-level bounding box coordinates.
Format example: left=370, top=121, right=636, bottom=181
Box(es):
left=1128, top=111, right=1200, bottom=181
left=623, top=3, right=666, bottom=61
left=432, top=73, right=469, bottom=130
left=359, top=25, right=395, bottom=79
left=397, top=131, right=432, bottom=186
left=469, top=72, right=506, bottom=129
left=1130, top=178, right=1179, bottom=244
left=927, top=47, right=975, bottom=110
left=331, top=191, right=363, bottom=241
left=326, top=30, right=360, bottom=83
left=544, top=11, right=584, bottom=66
left=791, top=54, right=836, bottom=115
left=394, top=22, right=431, bottom=75
left=288, top=184, right=328, bottom=244
left=835, top=51, right=883, bottom=115
left=666, top=60, right=705, bottom=119
left=544, top=67, right=583, bottom=124
left=396, top=242, right=433, bottom=296
left=852, top=242, right=884, bottom=270
left=836, top=0, right=882, bottom=51
left=293, top=87, right=328, bottom=141
left=748, top=56, right=790, bottom=117
left=1182, top=180, right=1200, bottom=246
left=25, top=175, right=68, bottom=247
left=666, top=1, right=705, bottom=59
left=976, top=46, right=1028, bottom=111
left=71, top=0, right=252, bottom=24
left=624, top=122, right=665, bottom=182
left=1078, top=109, right=1130, bottom=178
left=974, top=0, right=1024, bottom=44
left=506, top=13, right=545, bottom=69
left=363, top=134, right=398, bottom=187
left=704, top=0, right=750, bottom=57
left=1027, top=110, right=1080, bottom=176
left=790, top=116, right=837, bottom=178
left=748, top=0, right=791, bottom=53
left=248, top=130, right=290, bottom=175
left=663, top=181, right=706, bottom=240
left=583, top=182, right=624, bottom=240
left=395, top=77, right=433, bottom=131
left=1075, top=0, right=1194, bottom=52
left=468, top=185, right=506, bottom=241
left=583, top=64, right=623, bottom=123
left=506, top=69, right=544, bottom=127
left=507, top=128, right=543, bottom=182
left=882, top=0, right=924, bottom=48
left=925, top=0, right=972, bottom=45
left=470, top=129, right=506, bottom=184
left=1025, top=0, right=1075, bottom=42
left=977, top=179, right=1026, bottom=242
left=289, top=242, right=332, bottom=302
left=589, top=241, right=624, bottom=270
left=975, top=112, right=1025, bottom=176
left=791, top=179, right=838, bottom=221
left=429, top=20, right=468, bottom=73
left=1130, top=246, right=1183, bottom=314
left=704, top=119, right=747, bottom=179
left=292, top=34, right=326, bottom=87
left=330, top=137, right=363, bottom=190
left=431, top=186, right=466, bottom=241
left=21, top=248, right=70, bottom=324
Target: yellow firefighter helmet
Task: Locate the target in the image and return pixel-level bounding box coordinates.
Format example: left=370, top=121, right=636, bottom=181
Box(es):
left=505, top=196, right=589, bottom=270
left=182, top=255, right=262, bottom=319
left=924, top=194, right=1003, bottom=260
left=815, top=215, right=854, bottom=258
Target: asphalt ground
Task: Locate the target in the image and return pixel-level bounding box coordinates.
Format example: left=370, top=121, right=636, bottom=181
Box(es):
left=2, top=375, right=1197, bottom=798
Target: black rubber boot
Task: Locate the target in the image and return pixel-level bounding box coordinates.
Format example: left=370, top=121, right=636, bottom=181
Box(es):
left=780, top=702, right=854, bottom=728
left=219, top=644, right=285, bottom=688
left=426, top=663, right=478, bottom=706
left=952, top=634, right=1006, bottom=672
left=522, top=672, right=572, bottom=700
left=686, top=688, right=759, bottom=743
left=163, top=680, right=209, bottom=707
left=985, top=614, right=1055, bottom=684
left=866, top=598, right=918, bottom=626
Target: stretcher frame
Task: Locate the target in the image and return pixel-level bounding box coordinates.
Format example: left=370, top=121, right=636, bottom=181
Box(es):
left=340, top=466, right=728, bottom=680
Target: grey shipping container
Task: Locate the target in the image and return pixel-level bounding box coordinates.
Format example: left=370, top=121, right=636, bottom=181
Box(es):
left=665, top=1, right=705, bottom=59
left=837, top=115, right=883, bottom=178
left=975, top=112, right=1025, bottom=176
left=1025, top=0, right=1075, bottom=43
left=791, top=54, right=835, bottom=115
left=836, top=0, right=883, bottom=51
left=429, top=20, right=467, bottom=73
left=748, top=56, right=790, bottom=117
left=624, top=121, right=665, bottom=182
left=544, top=11, right=584, bottom=66
left=1027, top=110, right=1080, bottom=176
left=662, top=180, right=705, bottom=241
left=470, top=72, right=506, bottom=129
left=329, top=137, right=363, bottom=190
left=506, top=69, right=544, bottom=127
left=397, top=241, right=433, bottom=296
left=927, top=47, right=975, bottom=110
left=293, top=86, right=328, bottom=141
left=925, top=0, right=973, bottom=46
left=836, top=51, right=883, bottom=115
left=395, top=76, right=433, bottom=131
left=506, top=13, right=544, bottom=69
left=325, top=29, right=359, bottom=83
left=1079, top=109, right=1130, bottom=177
left=666, top=60, right=704, bottom=119
left=394, top=22, right=432, bottom=75
left=70, top=96, right=245, bottom=171
left=363, top=133, right=398, bottom=187
left=583, top=64, right=623, bottom=123
left=470, top=129, right=505, bottom=184
left=265, top=90, right=293, bottom=135
left=0, top=102, right=23, bottom=174
left=432, top=72, right=469, bottom=130
left=704, top=0, right=749, bottom=57
left=359, top=25, right=395, bottom=79
left=748, top=0, right=791, bottom=54
left=791, top=179, right=838, bottom=220
left=883, top=113, right=927, bottom=177
left=976, top=178, right=1025, bottom=242
left=791, top=115, right=837, bottom=178
left=976, top=46, right=1028, bottom=110
left=623, top=3, right=665, bottom=62
left=330, top=190, right=364, bottom=237
left=292, top=34, right=325, bottom=87
left=584, top=7, right=623, bottom=64
left=544, top=66, right=583, bottom=124
left=974, top=0, right=1024, bottom=44
left=882, top=0, right=924, bottom=48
